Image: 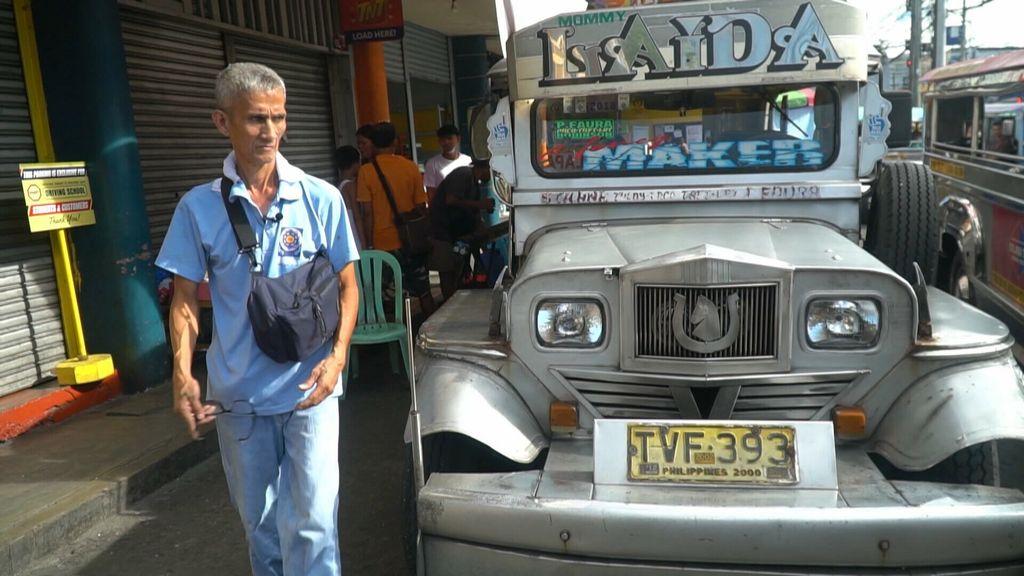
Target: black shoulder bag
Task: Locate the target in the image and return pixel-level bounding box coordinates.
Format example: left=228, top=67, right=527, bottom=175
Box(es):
left=221, top=177, right=340, bottom=363
left=370, top=158, right=431, bottom=256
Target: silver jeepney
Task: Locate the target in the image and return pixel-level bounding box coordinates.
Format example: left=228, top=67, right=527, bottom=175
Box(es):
left=404, top=1, right=1024, bottom=574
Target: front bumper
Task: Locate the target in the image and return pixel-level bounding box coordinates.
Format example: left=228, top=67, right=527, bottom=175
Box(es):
left=417, top=440, right=1024, bottom=574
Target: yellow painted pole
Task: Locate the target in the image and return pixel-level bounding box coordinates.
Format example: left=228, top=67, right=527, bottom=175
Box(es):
left=13, top=0, right=87, bottom=360
left=14, top=0, right=113, bottom=385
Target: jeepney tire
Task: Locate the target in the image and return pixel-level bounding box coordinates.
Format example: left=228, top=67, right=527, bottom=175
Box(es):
left=864, top=161, right=939, bottom=285
left=938, top=443, right=995, bottom=485
left=945, top=250, right=974, bottom=303
left=401, top=434, right=549, bottom=573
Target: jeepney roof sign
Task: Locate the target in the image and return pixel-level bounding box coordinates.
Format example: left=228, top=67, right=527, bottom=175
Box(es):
left=509, top=0, right=866, bottom=101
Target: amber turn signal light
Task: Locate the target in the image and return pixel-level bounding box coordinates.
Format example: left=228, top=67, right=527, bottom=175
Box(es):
left=833, top=405, right=867, bottom=437
left=550, top=401, right=578, bottom=433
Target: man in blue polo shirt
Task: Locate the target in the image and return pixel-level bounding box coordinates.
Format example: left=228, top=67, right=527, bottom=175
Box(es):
left=157, top=62, right=359, bottom=576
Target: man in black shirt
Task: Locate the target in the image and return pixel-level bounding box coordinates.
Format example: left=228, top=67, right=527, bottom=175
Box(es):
left=429, top=158, right=495, bottom=300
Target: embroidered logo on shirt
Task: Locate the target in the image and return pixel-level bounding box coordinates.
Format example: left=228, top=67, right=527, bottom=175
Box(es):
left=279, top=227, right=302, bottom=256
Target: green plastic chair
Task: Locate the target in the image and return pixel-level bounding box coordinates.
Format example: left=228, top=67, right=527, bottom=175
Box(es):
left=345, top=250, right=411, bottom=384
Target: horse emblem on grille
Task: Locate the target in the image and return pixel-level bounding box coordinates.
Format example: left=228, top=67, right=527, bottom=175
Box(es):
left=672, top=293, right=741, bottom=353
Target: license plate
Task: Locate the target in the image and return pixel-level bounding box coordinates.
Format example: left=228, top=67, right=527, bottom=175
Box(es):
left=627, top=423, right=798, bottom=485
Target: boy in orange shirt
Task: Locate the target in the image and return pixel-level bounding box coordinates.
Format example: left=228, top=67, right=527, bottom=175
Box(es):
left=356, top=123, right=436, bottom=316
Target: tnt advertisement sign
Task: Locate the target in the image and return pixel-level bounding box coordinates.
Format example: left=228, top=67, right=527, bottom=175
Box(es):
left=993, top=204, right=1024, bottom=307
left=340, top=0, right=403, bottom=42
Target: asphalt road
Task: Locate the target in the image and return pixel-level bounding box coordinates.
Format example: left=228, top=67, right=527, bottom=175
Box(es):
left=21, top=343, right=412, bottom=576
left=19, top=343, right=1024, bottom=575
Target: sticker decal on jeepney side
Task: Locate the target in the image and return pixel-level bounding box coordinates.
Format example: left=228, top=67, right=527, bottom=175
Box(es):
left=993, top=204, right=1024, bottom=307
left=487, top=97, right=516, bottom=187
left=858, top=80, right=891, bottom=177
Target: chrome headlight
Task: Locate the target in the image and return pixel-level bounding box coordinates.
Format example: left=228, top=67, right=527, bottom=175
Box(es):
left=536, top=300, right=605, bottom=348
left=806, top=299, right=880, bottom=349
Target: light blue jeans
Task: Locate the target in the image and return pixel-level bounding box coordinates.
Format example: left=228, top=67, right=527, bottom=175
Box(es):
left=217, top=397, right=341, bottom=576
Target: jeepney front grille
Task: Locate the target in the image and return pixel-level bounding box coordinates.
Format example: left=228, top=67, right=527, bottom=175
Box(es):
left=635, top=284, right=778, bottom=360
left=554, top=368, right=861, bottom=421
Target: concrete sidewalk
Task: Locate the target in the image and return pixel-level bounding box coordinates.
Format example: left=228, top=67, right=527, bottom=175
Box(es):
left=0, top=382, right=217, bottom=576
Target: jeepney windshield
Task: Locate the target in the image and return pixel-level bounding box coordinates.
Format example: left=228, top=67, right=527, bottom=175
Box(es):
left=533, top=83, right=838, bottom=177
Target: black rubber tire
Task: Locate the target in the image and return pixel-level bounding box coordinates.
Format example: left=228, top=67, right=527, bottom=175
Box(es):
left=864, top=161, right=939, bottom=285
left=871, top=443, right=994, bottom=486
left=401, top=434, right=547, bottom=574
left=945, top=250, right=974, bottom=304
left=933, top=443, right=995, bottom=485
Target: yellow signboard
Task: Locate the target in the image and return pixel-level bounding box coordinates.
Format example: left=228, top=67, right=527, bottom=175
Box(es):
left=929, top=158, right=966, bottom=179
left=19, top=161, right=96, bottom=233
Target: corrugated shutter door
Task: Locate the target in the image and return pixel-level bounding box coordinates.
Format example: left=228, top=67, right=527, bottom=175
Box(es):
left=384, top=40, right=403, bottom=82
left=383, top=24, right=450, bottom=84
left=0, top=0, right=67, bottom=395
left=120, top=9, right=229, bottom=250
left=404, top=24, right=450, bottom=84
left=231, top=41, right=336, bottom=182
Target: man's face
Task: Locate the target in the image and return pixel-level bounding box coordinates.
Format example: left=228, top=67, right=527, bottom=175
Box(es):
left=212, top=89, right=286, bottom=168
left=356, top=135, right=373, bottom=159
left=439, top=134, right=460, bottom=155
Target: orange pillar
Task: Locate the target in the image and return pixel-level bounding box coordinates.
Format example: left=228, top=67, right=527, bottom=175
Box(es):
left=352, top=41, right=390, bottom=125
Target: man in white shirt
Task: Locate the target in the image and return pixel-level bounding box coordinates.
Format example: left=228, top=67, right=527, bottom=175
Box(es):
left=423, top=124, right=472, bottom=203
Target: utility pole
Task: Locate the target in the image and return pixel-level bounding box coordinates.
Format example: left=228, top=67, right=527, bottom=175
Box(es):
left=874, top=42, right=891, bottom=91
left=934, top=0, right=945, bottom=68
left=961, top=0, right=968, bottom=61
left=910, top=0, right=922, bottom=106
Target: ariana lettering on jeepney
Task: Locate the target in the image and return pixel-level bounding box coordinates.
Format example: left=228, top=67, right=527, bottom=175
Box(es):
left=538, top=2, right=844, bottom=86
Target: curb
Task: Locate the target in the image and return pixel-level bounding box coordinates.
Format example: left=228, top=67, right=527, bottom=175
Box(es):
left=1, top=427, right=219, bottom=576
left=0, top=374, right=122, bottom=442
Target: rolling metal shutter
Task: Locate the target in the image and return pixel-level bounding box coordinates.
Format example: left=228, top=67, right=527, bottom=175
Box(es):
left=120, top=9, right=229, bottom=250
left=0, top=0, right=67, bottom=395
left=384, top=37, right=403, bottom=83
left=384, top=23, right=450, bottom=83
left=231, top=40, right=336, bottom=182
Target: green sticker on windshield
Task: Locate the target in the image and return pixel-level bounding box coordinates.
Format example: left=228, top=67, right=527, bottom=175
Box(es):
left=553, top=119, right=615, bottom=141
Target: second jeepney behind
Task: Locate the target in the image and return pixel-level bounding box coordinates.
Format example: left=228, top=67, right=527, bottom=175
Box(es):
left=404, top=1, right=1024, bottom=574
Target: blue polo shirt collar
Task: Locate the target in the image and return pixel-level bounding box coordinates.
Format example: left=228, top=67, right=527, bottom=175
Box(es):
left=222, top=152, right=304, bottom=202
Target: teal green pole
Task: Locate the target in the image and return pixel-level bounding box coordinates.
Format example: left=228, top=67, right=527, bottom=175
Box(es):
left=31, top=0, right=170, bottom=392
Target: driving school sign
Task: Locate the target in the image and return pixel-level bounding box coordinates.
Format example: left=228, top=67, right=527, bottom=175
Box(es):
left=20, top=162, right=96, bottom=232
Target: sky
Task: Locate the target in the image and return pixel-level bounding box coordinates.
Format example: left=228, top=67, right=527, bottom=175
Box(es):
left=499, top=0, right=1022, bottom=59
left=850, top=0, right=1022, bottom=57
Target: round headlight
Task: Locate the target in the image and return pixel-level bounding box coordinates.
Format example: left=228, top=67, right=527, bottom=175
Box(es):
left=806, top=299, right=880, bottom=349
left=536, top=300, right=605, bottom=348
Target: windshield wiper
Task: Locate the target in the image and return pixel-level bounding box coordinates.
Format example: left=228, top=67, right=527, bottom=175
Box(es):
left=761, top=89, right=808, bottom=138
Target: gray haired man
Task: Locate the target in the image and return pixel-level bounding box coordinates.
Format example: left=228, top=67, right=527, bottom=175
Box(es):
left=157, top=62, right=359, bottom=575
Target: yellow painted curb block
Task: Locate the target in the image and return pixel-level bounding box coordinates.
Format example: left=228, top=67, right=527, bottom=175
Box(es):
left=55, top=354, right=115, bottom=386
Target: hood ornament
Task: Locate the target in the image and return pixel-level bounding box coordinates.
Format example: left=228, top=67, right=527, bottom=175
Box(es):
left=672, top=293, right=740, bottom=353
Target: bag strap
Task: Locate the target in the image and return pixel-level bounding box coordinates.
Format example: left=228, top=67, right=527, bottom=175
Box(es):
left=297, top=180, right=329, bottom=253
left=220, top=176, right=260, bottom=271
left=371, top=157, right=403, bottom=225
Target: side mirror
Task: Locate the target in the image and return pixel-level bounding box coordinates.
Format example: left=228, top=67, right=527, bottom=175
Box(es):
left=882, top=90, right=912, bottom=149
